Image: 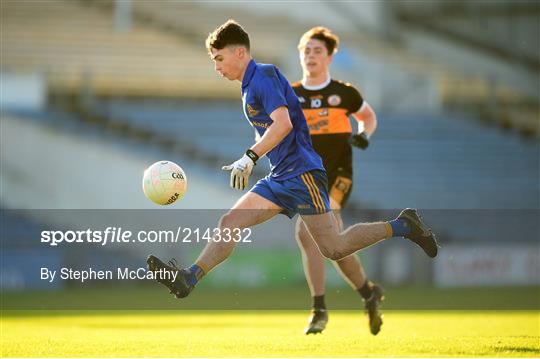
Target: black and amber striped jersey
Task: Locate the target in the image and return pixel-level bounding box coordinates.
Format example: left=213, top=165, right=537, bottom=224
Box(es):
left=291, top=79, right=364, bottom=136
left=292, top=79, right=365, bottom=207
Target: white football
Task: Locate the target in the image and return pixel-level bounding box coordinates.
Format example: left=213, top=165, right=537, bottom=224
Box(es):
left=142, top=161, right=187, bottom=205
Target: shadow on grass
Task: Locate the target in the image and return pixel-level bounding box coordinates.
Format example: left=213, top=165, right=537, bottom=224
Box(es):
left=495, top=346, right=540, bottom=354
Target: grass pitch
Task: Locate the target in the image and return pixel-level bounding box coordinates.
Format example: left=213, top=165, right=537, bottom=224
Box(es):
left=2, top=310, right=538, bottom=357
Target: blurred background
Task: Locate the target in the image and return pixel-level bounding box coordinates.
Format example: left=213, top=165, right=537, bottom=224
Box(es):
left=1, top=0, right=538, bottom=309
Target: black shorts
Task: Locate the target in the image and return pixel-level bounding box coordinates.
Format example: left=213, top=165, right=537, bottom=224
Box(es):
left=312, top=134, right=354, bottom=208
left=327, top=167, right=353, bottom=208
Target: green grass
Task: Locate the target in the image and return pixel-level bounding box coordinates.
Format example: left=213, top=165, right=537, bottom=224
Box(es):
left=2, top=287, right=539, bottom=356
left=1, top=310, right=539, bottom=357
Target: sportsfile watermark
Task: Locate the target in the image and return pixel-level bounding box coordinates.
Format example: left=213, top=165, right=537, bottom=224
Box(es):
left=1, top=209, right=538, bottom=310
left=40, top=227, right=253, bottom=246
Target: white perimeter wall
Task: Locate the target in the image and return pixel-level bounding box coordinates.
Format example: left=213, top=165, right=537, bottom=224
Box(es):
left=0, top=115, right=238, bottom=209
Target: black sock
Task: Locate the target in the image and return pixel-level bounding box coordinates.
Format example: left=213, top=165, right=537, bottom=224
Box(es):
left=312, top=295, right=326, bottom=310
left=358, top=280, right=374, bottom=300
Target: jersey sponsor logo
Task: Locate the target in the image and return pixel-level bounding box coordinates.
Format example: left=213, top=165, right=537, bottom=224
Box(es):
left=309, top=119, right=329, bottom=132
left=246, top=104, right=259, bottom=117
left=328, top=94, right=341, bottom=106
left=252, top=120, right=270, bottom=129
left=318, top=108, right=329, bottom=116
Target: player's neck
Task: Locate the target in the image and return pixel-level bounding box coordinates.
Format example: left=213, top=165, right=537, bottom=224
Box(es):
left=302, top=73, right=331, bottom=90
left=238, top=56, right=253, bottom=82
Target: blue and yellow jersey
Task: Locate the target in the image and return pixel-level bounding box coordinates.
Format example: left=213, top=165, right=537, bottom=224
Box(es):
left=241, top=59, right=324, bottom=180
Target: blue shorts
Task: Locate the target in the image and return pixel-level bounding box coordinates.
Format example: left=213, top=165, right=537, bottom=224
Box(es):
left=251, top=169, right=331, bottom=218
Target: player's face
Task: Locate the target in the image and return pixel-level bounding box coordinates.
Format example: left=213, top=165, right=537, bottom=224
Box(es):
left=210, top=46, right=243, bottom=81
left=299, top=39, right=332, bottom=77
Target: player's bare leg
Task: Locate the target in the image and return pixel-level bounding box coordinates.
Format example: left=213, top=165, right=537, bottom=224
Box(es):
left=300, top=199, right=372, bottom=293
left=300, top=211, right=389, bottom=260
left=297, top=202, right=384, bottom=335
left=296, top=218, right=326, bottom=298
left=147, top=192, right=282, bottom=298
left=329, top=211, right=385, bottom=335
left=296, top=217, right=327, bottom=334
left=195, top=192, right=282, bottom=272
left=300, top=208, right=438, bottom=261
left=327, top=202, right=368, bottom=290
left=299, top=206, right=438, bottom=331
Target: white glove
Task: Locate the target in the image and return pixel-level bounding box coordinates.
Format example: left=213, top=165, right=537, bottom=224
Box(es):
left=222, top=153, right=256, bottom=190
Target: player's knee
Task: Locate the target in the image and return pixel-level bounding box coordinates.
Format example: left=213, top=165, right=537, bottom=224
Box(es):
left=219, top=212, right=239, bottom=230
left=318, top=244, right=345, bottom=261
left=327, top=252, right=345, bottom=261
left=335, top=255, right=351, bottom=265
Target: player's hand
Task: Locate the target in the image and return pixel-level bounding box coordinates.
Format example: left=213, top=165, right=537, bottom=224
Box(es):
left=222, top=152, right=256, bottom=190
left=350, top=132, right=370, bottom=150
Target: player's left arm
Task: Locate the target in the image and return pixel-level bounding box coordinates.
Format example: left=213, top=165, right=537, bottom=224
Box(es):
left=350, top=102, right=377, bottom=150
left=352, top=102, right=377, bottom=137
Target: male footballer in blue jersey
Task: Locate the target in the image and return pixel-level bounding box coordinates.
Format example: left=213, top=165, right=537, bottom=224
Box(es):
left=147, top=20, right=438, bottom=301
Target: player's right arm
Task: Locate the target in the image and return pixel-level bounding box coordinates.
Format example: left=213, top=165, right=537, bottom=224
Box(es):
left=222, top=66, right=291, bottom=191
left=250, top=106, right=293, bottom=158
left=223, top=106, right=293, bottom=191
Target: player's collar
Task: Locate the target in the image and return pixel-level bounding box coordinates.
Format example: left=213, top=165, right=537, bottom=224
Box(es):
left=242, top=59, right=257, bottom=89
left=302, top=74, right=331, bottom=91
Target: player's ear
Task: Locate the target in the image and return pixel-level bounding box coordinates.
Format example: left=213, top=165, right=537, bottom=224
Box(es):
left=236, top=46, right=246, bottom=58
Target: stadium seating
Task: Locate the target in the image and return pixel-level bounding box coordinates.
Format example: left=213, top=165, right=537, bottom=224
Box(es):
left=394, top=1, right=539, bottom=136
left=1, top=0, right=237, bottom=98
left=91, top=99, right=539, bottom=212
left=353, top=113, right=539, bottom=210
left=4, top=0, right=536, bottom=137
left=3, top=0, right=537, bottom=213
left=124, top=1, right=539, bottom=136
left=127, top=1, right=298, bottom=65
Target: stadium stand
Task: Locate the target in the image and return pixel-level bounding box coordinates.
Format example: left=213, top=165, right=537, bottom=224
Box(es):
left=353, top=113, right=539, bottom=210
left=2, top=0, right=537, bottom=211
left=1, top=0, right=237, bottom=98
left=3, top=0, right=537, bottom=138
left=112, top=1, right=538, bottom=136
left=90, top=99, right=539, bottom=211
left=395, top=0, right=539, bottom=136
